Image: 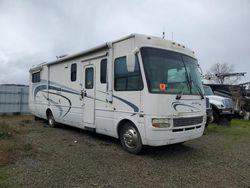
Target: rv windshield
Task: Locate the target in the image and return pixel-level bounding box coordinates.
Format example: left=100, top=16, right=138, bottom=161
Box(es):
left=141, top=47, right=204, bottom=95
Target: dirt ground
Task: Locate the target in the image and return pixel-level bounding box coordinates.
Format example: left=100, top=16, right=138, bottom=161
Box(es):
left=0, top=115, right=250, bottom=188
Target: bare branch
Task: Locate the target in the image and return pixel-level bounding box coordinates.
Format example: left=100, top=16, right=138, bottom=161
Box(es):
left=207, top=62, right=240, bottom=84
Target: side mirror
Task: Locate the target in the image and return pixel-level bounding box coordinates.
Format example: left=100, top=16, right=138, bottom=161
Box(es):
left=126, top=53, right=136, bottom=72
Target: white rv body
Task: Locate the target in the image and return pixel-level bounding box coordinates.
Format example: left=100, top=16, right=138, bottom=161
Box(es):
left=29, top=34, right=206, bottom=151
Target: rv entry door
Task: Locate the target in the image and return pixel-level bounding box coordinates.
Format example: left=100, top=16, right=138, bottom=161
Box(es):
left=83, top=65, right=95, bottom=125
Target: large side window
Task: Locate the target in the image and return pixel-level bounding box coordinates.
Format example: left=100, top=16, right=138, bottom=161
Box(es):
left=100, top=59, right=107, bottom=83
left=32, top=72, right=40, bottom=83
left=71, top=63, right=77, bottom=82
left=114, top=56, right=143, bottom=91
left=85, top=68, right=94, bottom=89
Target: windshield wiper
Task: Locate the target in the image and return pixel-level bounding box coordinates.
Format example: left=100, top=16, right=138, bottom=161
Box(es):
left=190, top=78, right=204, bottom=99
left=186, top=72, right=192, bottom=93
left=176, top=83, right=187, bottom=100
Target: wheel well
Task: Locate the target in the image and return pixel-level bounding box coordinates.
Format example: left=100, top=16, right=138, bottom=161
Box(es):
left=117, top=119, right=135, bottom=139
left=46, top=109, right=52, bottom=119
left=211, top=104, right=219, bottom=113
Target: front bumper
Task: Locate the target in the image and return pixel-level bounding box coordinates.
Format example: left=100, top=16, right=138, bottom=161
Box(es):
left=144, top=115, right=206, bottom=146
left=146, top=124, right=205, bottom=146
left=219, top=108, right=233, bottom=115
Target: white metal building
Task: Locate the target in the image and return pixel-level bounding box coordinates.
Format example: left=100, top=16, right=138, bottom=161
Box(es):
left=0, top=84, right=29, bottom=114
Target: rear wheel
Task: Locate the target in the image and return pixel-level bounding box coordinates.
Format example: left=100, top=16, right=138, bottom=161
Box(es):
left=47, top=111, right=56, bottom=127
left=119, top=122, right=142, bottom=154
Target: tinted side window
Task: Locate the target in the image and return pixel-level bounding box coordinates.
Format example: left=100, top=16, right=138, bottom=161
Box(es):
left=85, top=68, right=94, bottom=89
left=114, top=56, right=143, bottom=91
left=100, top=59, right=107, bottom=83
left=71, top=63, right=77, bottom=81
left=32, top=72, right=40, bottom=83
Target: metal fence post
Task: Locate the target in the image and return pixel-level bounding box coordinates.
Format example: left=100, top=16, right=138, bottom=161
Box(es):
left=20, top=88, right=22, bottom=113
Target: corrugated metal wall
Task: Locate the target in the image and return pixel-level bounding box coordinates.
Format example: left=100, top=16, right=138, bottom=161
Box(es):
left=0, top=84, right=29, bottom=114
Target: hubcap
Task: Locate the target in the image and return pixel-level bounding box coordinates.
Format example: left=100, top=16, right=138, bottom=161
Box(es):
left=123, top=127, right=139, bottom=149
left=49, top=115, right=53, bottom=126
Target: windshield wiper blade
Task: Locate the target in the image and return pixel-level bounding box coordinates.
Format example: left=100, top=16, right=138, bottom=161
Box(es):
left=186, top=72, right=192, bottom=93
left=176, top=84, right=187, bottom=100
left=191, top=79, right=204, bottom=99
left=188, top=73, right=204, bottom=99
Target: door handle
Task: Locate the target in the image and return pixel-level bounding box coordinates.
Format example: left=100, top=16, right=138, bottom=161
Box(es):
left=80, top=90, right=87, bottom=99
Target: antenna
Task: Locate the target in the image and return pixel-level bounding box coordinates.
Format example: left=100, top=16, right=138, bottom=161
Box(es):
left=162, top=26, right=166, bottom=39
left=171, top=32, right=174, bottom=41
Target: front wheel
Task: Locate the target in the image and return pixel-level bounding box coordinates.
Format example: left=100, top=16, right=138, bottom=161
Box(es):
left=47, top=111, right=57, bottom=127
left=119, top=123, right=142, bottom=154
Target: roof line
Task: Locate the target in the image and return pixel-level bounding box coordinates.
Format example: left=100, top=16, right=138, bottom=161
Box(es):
left=30, top=34, right=136, bottom=70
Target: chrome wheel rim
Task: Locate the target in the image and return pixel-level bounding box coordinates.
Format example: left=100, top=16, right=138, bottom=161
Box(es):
left=48, top=115, right=53, bottom=126
left=123, top=127, right=139, bottom=149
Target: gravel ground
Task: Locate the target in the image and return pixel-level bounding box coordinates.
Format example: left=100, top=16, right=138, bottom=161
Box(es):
left=1, top=115, right=250, bottom=188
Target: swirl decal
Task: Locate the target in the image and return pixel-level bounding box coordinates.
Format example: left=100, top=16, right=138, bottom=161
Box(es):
left=172, top=102, right=200, bottom=112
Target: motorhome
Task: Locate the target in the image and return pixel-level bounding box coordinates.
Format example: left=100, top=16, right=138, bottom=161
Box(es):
left=29, top=34, right=206, bottom=154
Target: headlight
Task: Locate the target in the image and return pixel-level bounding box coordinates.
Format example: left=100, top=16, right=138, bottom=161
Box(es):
left=152, top=118, right=171, bottom=128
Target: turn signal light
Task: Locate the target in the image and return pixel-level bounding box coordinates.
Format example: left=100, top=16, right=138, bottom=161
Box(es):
left=152, top=118, right=171, bottom=128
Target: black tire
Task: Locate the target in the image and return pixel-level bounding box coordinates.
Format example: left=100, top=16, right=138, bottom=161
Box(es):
left=119, top=122, right=142, bottom=154
left=210, top=114, right=214, bottom=123
left=47, top=111, right=56, bottom=127
left=205, top=121, right=209, bottom=128
left=213, top=110, right=220, bottom=123
left=227, top=116, right=232, bottom=122
left=205, top=114, right=213, bottom=127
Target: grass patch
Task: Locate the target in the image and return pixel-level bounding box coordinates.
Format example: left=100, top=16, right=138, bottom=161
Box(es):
left=18, top=143, right=33, bottom=152
left=0, top=132, right=12, bottom=139
left=0, top=139, right=17, bottom=166
left=0, top=116, right=36, bottom=187
left=0, top=167, right=14, bottom=188
left=19, top=119, right=32, bottom=127
left=0, top=118, right=35, bottom=166
left=207, top=119, right=250, bottom=137
left=0, top=122, right=13, bottom=140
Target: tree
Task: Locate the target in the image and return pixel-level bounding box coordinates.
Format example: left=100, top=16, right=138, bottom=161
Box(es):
left=206, top=63, right=243, bottom=84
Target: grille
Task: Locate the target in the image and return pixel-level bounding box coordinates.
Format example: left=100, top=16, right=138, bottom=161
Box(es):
left=206, top=97, right=210, bottom=108
left=173, top=116, right=203, bottom=127
left=224, top=98, right=233, bottom=108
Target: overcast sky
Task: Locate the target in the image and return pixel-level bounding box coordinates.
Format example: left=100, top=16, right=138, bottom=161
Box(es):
left=0, top=0, right=250, bottom=84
